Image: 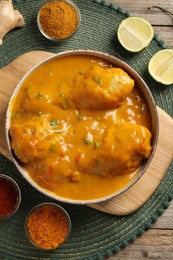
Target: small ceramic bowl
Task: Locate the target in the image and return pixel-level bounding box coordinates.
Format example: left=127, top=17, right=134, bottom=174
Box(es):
left=0, top=174, right=21, bottom=221
left=25, top=203, right=71, bottom=250
left=37, top=0, right=81, bottom=41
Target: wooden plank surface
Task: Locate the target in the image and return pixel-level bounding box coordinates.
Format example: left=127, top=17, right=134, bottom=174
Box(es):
left=104, top=0, right=173, bottom=258
left=108, top=0, right=173, bottom=48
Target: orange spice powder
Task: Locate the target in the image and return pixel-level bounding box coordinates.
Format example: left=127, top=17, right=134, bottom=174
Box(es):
left=27, top=205, right=69, bottom=249
left=39, top=1, right=79, bottom=39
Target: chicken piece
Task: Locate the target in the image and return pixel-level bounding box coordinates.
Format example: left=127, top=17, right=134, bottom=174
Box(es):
left=10, top=117, right=49, bottom=162
left=0, top=0, right=25, bottom=45
left=10, top=116, right=67, bottom=163
left=71, top=65, right=134, bottom=110
left=20, top=86, right=54, bottom=113
left=25, top=156, right=74, bottom=190
left=10, top=114, right=75, bottom=186
left=77, top=122, right=152, bottom=176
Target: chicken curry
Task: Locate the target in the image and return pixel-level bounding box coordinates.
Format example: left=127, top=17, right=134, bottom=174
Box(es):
left=10, top=55, right=152, bottom=200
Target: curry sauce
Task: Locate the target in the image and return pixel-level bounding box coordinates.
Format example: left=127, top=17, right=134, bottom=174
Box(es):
left=10, top=55, right=152, bottom=200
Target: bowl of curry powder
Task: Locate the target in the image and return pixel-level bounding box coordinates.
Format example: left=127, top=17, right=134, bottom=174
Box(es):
left=37, top=0, right=81, bottom=41
left=25, top=203, right=71, bottom=250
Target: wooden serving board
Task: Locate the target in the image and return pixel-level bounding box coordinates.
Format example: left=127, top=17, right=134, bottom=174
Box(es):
left=0, top=51, right=173, bottom=215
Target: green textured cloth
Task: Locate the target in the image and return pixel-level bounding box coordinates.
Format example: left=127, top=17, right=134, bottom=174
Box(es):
left=0, top=0, right=173, bottom=259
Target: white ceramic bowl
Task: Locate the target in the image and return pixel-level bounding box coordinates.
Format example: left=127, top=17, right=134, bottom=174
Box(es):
left=6, top=50, right=159, bottom=204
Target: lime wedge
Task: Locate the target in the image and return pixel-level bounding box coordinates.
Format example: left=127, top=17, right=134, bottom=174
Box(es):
left=117, top=17, right=154, bottom=52
left=148, top=49, right=173, bottom=85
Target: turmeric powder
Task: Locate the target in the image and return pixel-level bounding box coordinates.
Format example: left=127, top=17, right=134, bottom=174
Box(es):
left=27, top=204, right=70, bottom=250
left=39, top=1, right=79, bottom=39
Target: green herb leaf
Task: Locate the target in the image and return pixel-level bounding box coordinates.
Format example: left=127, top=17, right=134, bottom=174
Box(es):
left=95, top=77, right=102, bottom=84
left=37, top=110, right=42, bottom=117
left=49, top=145, right=56, bottom=152
left=36, top=93, right=42, bottom=99
left=50, top=119, right=58, bottom=126
left=59, top=94, right=71, bottom=109
left=77, top=111, right=83, bottom=121
left=93, top=141, right=100, bottom=149
left=85, top=138, right=92, bottom=145
left=79, top=71, right=85, bottom=75
left=65, top=96, right=70, bottom=108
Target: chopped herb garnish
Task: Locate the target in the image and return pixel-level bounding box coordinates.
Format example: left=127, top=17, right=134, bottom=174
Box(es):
left=95, top=158, right=100, bottom=167
left=95, top=77, right=102, bottom=84
left=37, top=110, right=42, bottom=117
left=93, top=141, right=100, bottom=149
left=79, top=71, right=85, bottom=75
left=50, top=119, right=58, bottom=126
left=65, top=96, right=70, bottom=108
left=49, top=145, right=56, bottom=152
left=85, top=138, right=92, bottom=145
left=53, top=126, right=60, bottom=131
left=77, top=111, right=83, bottom=121
left=59, top=94, right=71, bottom=109
left=36, top=93, right=42, bottom=99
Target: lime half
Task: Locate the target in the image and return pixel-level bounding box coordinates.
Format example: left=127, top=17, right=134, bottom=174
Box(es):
left=148, top=49, right=173, bottom=85
left=117, top=16, right=154, bottom=52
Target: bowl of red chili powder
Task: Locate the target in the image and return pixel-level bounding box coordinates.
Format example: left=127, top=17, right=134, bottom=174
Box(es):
left=0, top=174, right=21, bottom=221
left=37, top=0, right=81, bottom=41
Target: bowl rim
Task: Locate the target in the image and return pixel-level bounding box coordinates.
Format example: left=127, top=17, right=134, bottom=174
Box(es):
left=25, top=202, right=71, bottom=250
left=6, top=49, right=159, bottom=205
left=37, top=0, right=81, bottom=41
left=0, top=174, right=21, bottom=221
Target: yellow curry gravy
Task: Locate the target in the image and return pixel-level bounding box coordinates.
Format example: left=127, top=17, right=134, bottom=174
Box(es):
left=10, top=55, right=152, bottom=200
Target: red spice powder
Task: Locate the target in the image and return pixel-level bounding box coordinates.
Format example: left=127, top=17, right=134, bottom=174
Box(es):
left=0, top=178, right=18, bottom=217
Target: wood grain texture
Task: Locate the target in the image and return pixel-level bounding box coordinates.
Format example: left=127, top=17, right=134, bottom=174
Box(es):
left=107, top=0, right=173, bottom=48
left=0, top=51, right=172, bottom=217
left=109, top=229, right=173, bottom=259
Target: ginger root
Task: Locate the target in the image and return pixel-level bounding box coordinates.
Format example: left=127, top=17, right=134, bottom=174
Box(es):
left=0, top=0, right=25, bottom=45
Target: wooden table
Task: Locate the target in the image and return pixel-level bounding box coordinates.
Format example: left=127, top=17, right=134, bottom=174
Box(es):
left=105, top=0, right=173, bottom=259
